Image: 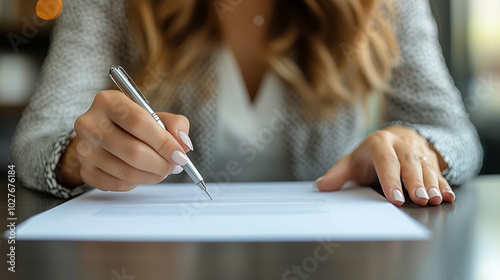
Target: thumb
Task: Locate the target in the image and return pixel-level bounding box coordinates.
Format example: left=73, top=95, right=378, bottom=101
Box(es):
left=315, top=156, right=353, bottom=192
left=157, top=112, right=192, bottom=153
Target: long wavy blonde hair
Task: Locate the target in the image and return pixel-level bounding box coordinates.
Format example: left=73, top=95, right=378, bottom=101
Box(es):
left=128, top=0, right=399, bottom=118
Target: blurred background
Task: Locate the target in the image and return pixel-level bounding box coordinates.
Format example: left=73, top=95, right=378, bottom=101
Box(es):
left=0, top=0, right=499, bottom=175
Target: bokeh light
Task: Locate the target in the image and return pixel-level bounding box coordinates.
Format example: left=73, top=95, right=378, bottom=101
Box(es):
left=36, top=0, right=63, bottom=20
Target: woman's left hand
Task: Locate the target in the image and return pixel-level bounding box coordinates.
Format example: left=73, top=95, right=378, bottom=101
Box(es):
left=315, top=126, right=456, bottom=206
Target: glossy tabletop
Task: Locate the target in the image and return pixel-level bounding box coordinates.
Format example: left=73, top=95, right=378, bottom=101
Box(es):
left=1, top=175, right=499, bottom=280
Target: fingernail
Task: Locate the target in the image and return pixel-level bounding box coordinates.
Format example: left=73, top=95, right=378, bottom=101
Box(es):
left=415, top=187, right=430, bottom=199
left=428, top=188, right=442, bottom=199
left=444, top=188, right=455, bottom=199
left=163, top=174, right=169, bottom=180
left=392, top=190, right=405, bottom=202
left=178, top=131, right=194, bottom=151
left=171, top=150, right=188, bottom=166
left=171, top=165, right=183, bottom=175
left=313, top=176, right=323, bottom=190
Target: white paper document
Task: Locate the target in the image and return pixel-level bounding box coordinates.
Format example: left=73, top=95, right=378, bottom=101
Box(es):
left=15, top=182, right=430, bottom=241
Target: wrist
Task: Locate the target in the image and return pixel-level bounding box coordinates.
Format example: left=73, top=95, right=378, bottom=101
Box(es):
left=55, top=136, right=84, bottom=189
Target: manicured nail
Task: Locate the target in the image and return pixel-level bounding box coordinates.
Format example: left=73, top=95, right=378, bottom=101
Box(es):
left=171, top=165, right=183, bottom=175
left=392, top=190, right=405, bottom=202
left=178, top=131, right=193, bottom=151
left=313, top=176, right=323, bottom=189
left=415, top=187, right=429, bottom=199
left=428, top=188, right=442, bottom=199
left=444, top=188, right=455, bottom=199
left=171, top=150, right=188, bottom=166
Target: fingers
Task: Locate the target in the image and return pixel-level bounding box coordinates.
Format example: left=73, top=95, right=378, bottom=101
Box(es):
left=371, top=151, right=405, bottom=206
left=315, top=156, right=353, bottom=192
left=76, top=117, right=172, bottom=177
left=394, top=141, right=449, bottom=206
left=157, top=112, right=193, bottom=153
left=97, top=91, right=189, bottom=167
left=74, top=90, right=190, bottom=191
left=316, top=127, right=455, bottom=207
left=78, top=144, right=167, bottom=186
left=395, top=144, right=429, bottom=206
left=360, top=131, right=404, bottom=206
left=421, top=154, right=443, bottom=205
left=317, top=131, right=406, bottom=206
left=80, top=162, right=136, bottom=192
left=440, top=177, right=455, bottom=203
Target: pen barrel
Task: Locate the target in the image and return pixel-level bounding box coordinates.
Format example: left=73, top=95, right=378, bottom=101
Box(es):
left=152, top=113, right=166, bottom=130
left=109, top=65, right=155, bottom=115
left=182, top=157, right=203, bottom=184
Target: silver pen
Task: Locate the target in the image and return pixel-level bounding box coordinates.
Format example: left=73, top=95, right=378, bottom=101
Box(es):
left=109, top=65, right=212, bottom=200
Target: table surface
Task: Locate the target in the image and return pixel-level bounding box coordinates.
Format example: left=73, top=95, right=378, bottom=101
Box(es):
left=1, top=175, right=499, bottom=280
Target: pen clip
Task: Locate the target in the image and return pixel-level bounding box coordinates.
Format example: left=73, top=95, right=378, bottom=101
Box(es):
left=109, top=71, right=129, bottom=98
left=113, top=65, right=149, bottom=105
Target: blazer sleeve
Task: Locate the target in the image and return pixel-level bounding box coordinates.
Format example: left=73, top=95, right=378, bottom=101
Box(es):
left=385, top=0, right=483, bottom=185
left=10, top=0, right=130, bottom=197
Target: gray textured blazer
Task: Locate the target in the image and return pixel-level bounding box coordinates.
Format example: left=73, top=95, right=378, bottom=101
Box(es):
left=10, top=0, right=483, bottom=198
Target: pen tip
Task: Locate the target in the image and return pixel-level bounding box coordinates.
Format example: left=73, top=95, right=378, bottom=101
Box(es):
left=198, top=181, right=212, bottom=200
left=204, top=189, right=213, bottom=200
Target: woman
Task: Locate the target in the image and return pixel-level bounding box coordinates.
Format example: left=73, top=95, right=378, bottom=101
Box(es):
left=11, top=0, right=482, bottom=206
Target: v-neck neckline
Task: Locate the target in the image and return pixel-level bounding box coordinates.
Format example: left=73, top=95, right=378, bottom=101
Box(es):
left=221, top=46, right=271, bottom=109
left=217, top=46, right=285, bottom=127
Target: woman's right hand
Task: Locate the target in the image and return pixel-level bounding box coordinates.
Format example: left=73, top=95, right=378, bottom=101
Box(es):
left=56, top=90, right=193, bottom=191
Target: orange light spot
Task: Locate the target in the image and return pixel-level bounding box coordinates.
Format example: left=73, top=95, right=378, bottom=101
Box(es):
left=36, top=0, right=63, bottom=20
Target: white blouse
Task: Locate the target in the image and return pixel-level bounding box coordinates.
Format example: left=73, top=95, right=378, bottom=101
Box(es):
left=213, top=48, right=293, bottom=181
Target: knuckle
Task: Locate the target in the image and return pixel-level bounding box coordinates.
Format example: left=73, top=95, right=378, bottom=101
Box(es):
left=126, top=114, right=149, bottom=133
left=75, top=116, right=106, bottom=144
left=119, top=165, right=140, bottom=182
left=398, top=134, right=415, bottom=145
left=400, top=169, right=421, bottom=183
left=400, top=169, right=423, bottom=184
left=421, top=159, right=433, bottom=168
left=75, top=142, right=85, bottom=157
left=124, top=144, right=145, bottom=166
left=98, top=118, right=115, bottom=134
left=75, top=140, right=94, bottom=158
left=428, top=151, right=438, bottom=162
left=370, top=130, right=392, bottom=142
left=403, top=153, right=420, bottom=164
left=74, top=116, right=92, bottom=134
left=376, top=152, right=399, bottom=166
left=94, top=90, right=111, bottom=105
